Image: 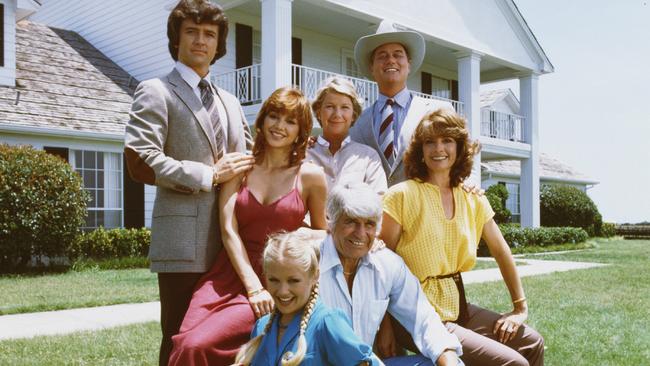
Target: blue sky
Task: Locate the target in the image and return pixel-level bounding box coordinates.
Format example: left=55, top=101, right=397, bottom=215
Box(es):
left=483, top=1, right=650, bottom=223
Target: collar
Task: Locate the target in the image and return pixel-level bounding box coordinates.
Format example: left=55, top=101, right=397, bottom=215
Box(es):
left=316, top=135, right=352, bottom=148
left=320, top=235, right=375, bottom=274
left=175, top=61, right=213, bottom=91
left=377, top=87, right=411, bottom=109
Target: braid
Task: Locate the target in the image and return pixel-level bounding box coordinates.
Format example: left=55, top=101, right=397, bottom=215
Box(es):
left=234, top=310, right=277, bottom=365
left=281, top=283, right=319, bottom=366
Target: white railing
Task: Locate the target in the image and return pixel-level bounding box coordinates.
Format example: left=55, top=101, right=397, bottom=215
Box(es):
left=291, top=64, right=378, bottom=108
left=213, top=64, right=262, bottom=105
left=412, top=91, right=464, bottom=115
left=480, top=109, right=525, bottom=142
left=215, top=63, right=464, bottom=114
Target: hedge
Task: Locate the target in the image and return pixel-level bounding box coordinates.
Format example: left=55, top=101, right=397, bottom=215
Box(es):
left=540, top=184, right=602, bottom=236
left=485, top=184, right=511, bottom=224
left=0, top=144, right=89, bottom=270
left=68, top=227, right=150, bottom=261
left=478, top=225, right=589, bottom=255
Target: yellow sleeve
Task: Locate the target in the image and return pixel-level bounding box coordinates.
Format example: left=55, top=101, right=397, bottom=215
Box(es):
left=476, top=195, right=496, bottom=235
left=382, top=184, right=406, bottom=226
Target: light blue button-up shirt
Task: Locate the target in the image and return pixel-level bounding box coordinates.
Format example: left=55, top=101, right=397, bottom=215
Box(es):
left=373, top=87, right=413, bottom=152
left=319, top=236, right=463, bottom=362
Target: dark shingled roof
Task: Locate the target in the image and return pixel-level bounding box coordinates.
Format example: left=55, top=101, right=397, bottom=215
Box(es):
left=0, top=21, right=137, bottom=136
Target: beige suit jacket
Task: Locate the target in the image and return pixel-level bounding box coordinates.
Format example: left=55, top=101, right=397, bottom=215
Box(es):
left=124, top=68, right=250, bottom=272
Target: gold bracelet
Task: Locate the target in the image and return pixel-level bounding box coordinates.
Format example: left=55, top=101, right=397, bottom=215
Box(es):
left=512, top=297, right=527, bottom=304
left=247, top=288, right=264, bottom=298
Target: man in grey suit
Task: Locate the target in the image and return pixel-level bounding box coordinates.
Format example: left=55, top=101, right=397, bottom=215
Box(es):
left=123, top=1, right=253, bottom=364
left=349, top=20, right=454, bottom=187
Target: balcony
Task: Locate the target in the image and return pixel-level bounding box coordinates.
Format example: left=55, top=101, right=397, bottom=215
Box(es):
left=480, top=109, right=525, bottom=143
left=213, top=63, right=464, bottom=114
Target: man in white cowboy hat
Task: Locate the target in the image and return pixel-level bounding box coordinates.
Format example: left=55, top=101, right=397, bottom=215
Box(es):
left=349, top=20, right=454, bottom=187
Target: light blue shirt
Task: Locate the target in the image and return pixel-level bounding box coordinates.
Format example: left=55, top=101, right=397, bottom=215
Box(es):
left=373, top=87, right=413, bottom=152
left=319, top=235, right=463, bottom=362
left=250, top=299, right=381, bottom=365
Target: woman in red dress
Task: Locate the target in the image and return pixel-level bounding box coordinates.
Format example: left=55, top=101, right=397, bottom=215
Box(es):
left=169, top=87, right=328, bottom=366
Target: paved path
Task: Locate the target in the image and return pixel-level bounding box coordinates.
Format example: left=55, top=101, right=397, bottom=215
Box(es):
left=0, top=258, right=607, bottom=341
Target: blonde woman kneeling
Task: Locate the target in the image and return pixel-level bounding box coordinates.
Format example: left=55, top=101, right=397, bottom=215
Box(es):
left=234, top=231, right=383, bottom=366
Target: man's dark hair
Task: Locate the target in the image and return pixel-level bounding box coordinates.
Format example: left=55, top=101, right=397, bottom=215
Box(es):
left=167, top=0, right=228, bottom=64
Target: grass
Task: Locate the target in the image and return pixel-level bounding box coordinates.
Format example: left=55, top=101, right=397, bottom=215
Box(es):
left=465, top=239, right=650, bottom=365
left=0, top=322, right=160, bottom=365
left=1, top=239, right=647, bottom=365
left=0, top=268, right=158, bottom=315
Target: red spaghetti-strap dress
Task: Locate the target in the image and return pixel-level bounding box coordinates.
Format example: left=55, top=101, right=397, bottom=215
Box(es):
left=168, top=175, right=306, bottom=366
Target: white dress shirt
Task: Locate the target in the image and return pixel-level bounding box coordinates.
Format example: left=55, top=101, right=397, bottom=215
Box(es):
left=175, top=61, right=229, bottom=191
left=306, top=136, right=387, bottom=195
left=319, top=235, right=463, bottom=362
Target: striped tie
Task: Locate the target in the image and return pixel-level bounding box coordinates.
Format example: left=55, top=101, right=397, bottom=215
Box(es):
left=379, top=98, right=395, bottom=165
left=199, top=79, right=225, bottom=160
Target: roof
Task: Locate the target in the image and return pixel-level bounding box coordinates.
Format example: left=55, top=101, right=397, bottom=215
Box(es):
left=482, top=153, right=598, bottom=185
left=480, top=89, right=516, bottom=108
left=0, top=21, right=136, bottom=137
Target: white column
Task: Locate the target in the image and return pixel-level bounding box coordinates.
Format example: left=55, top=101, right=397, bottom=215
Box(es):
left=456, top=51, right=483, bottom=185
left=260, top=0, right=292, bottom=100
left=519, top=73, right=540, bottom=227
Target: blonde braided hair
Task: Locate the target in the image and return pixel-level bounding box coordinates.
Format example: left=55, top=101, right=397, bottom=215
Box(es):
left=234, top=231, right=322, bottom=365
left=234, top=310, right=277, bottom=365
left=281, top=283, right=319, bottom=366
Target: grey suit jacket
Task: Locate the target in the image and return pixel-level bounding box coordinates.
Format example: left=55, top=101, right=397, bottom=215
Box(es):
left=349, top=95, right=454, bottom=187
left=124, top=68, right=250, bottom=272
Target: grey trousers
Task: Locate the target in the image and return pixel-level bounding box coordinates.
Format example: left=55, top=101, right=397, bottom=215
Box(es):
left=391, top=303, right=544, bottom=366
left=446, top=303, right=545, bottom=366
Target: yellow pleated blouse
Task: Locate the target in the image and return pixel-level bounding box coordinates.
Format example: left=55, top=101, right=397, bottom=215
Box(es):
left=383, top=179, right=495, bottom=321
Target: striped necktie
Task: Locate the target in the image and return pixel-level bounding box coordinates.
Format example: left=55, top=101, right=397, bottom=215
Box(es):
left=379, top=98, right=395, bottom=165
left=199, top=79, right=225, bottom=160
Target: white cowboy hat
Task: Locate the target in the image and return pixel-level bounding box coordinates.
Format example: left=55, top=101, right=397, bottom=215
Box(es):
left=354, top=19, right=425, bottom=80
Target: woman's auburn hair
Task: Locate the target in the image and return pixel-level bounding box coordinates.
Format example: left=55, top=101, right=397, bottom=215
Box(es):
left=252, top=87, right=313, bottom=167
left=403, top=108, right=480, bottom=187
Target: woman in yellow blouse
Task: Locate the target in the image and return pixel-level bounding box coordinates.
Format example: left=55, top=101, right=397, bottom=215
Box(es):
left=379, top=109, right=544, bottom=366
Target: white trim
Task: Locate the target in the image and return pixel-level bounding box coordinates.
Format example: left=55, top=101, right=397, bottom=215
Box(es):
left=0, top=124, right=124, bottom=142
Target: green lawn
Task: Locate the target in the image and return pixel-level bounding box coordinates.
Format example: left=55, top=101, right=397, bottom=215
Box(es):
left=0, top=322, right=159, bottom=365
left=0, top=268, right=158, bottom=315
left=466, top=239, right=650, bottom=365
left=1, top=239, right=648, bottom=365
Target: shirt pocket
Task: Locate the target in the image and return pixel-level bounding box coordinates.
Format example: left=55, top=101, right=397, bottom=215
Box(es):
left=364, top=299, right=390, bottom=341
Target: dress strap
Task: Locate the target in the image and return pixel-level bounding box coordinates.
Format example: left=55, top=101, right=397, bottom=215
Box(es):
left=292, top=163, right=302, bottom=189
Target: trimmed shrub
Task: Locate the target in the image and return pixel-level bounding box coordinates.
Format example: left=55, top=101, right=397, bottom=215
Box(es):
left=600, top=222, right=617, bottom=238
left=540, top=184, right=602, bottom=236
left=485, top=184, right=511, bottom=223
left=0, top=144, right=89, bottom=270
left=478, top=224, right=589, bottom=255
left=499, top=225, right=588, bottom=248
left=68, top=227, right=150, bottom=261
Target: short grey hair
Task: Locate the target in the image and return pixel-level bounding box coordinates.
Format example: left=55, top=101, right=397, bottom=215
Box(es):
left=327, top=183, right=383, bottom=229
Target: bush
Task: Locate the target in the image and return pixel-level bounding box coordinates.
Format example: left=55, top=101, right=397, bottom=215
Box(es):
left=478, top=225, right=589, bottom=256
left=0, top=144, right=89, bottom=270
left=68, top=227, right=151, bottom=261
left=485, top=184, right=511, bottom=223
left=540, top=184, right=602, bottom=236
left=499, top=225, right=588, bottom=248
left=599, top=222, right=617, bottom=238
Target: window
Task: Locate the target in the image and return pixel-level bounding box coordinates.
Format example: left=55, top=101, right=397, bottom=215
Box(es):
left=502, top=182, right=520, bottom=223
left=341, top=48, right=362, bottom=78
left=70, top=150, right=123, bottom=230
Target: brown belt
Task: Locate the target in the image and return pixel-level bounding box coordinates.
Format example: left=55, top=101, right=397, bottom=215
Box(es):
left=426, top=272, right=469, bottom=326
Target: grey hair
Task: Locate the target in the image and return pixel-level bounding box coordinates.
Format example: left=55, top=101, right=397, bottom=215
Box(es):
left=311, top=77, right=364, bottom=127
left=327, top=183, right=383, bottom=230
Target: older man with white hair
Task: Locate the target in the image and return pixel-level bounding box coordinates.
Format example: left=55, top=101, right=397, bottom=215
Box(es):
left=317, top=183, right=463, bottom=366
